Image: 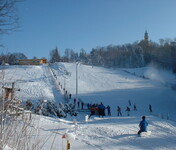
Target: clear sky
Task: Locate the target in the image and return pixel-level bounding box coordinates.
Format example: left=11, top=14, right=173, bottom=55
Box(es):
left=1, top=0, right=176, bottom=59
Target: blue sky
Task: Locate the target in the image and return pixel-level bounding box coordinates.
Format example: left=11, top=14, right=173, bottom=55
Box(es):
left=1, top=0, right=176, bottom=58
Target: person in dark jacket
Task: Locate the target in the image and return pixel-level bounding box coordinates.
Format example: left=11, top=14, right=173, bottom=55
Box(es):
left=98, top=102, right=105, bottom=117
left=149, top=104, right=152, bottom=112
left=69, top=94, right=72, bottom=99
left=138, top=116, right=148, bottom=135
left=74, top=98, right=76, bottom=105
left=81, top=102, right=84, bottom=109
left=117, top=106, right=122, bottom=116
left=77, top=101, right=80, bottom=109
left=106, top=105, right=111, bottom=116
left=134, top=103, right=137, bottom=111
left=125, top=106, right=130, bottom=116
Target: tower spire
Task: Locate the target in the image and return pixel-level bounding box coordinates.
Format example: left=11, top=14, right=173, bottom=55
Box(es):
left=144, top=30, right=149, bottom=42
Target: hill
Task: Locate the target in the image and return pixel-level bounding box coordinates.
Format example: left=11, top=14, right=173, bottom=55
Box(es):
left=1, top=63, right=176, bottom=150
left=52, top=63, right=176, bottom=120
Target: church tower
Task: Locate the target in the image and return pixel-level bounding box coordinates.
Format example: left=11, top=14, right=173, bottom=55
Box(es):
left=144, top=30, right=149, bottom=42
left=138, top=30, right=150, bottom=46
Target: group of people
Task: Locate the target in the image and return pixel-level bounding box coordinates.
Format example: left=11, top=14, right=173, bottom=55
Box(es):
left=73, top=98, right=153, bottom=118
left=88, top=102, right=149, bottom=135
left=117, top=100, right=137, bottom=117
left=72, top=98, right=150, bottom=135
left=88, top=102, right=111, bottom=119
left=117, top=100, right=153, bottom=117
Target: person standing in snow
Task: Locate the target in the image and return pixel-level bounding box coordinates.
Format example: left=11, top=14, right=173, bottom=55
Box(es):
left=117, top=106, right=122, bottom=116
left=126, top=106, right=130, bottom=116
left=128, top=99, right=131, bottom=106
left=98, top=102, right=105, bottom=117
left=149, top=104, right=152, bottom=113
left=87, top=103, right=90, bottom=110
left=106, top=105, right=111, bottom=116
left=81, top=101, right=84, bottom=110
left=74, top=98, right=76, bottom=105
left=138, top=116, right=148, bottom=135
left=69, top=94, right=72, bottom=99
left=134, top=103, right=137, bottom=111
left=89, top=104, right=96, bottom=119
left=77, top=101, right=80, bottom=109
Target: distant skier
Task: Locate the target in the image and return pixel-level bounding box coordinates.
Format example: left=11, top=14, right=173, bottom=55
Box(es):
left=149, top=104, right=152, bottom=113
left=69, top=94, right=72, bottom=99
left=117, top=106, right=122, bottom=116
left=98, top=102, right=105, bottom=117
left=126, top=106, right=130, bottom=116
left=134, top=103, right=137, bottom=111
left=128, top=99, right=131, bottom=106
left=138, top=116, right=148, bottom=135
left=77, top=101, right=80, bottom=109
left=106, top=105, right=111, bottom=116
left=87, top=103, right=90, bottom=110
left=89, top=105, right=96, bottom=119
left=74, top=98, right=76, bottom=105
left=81, top=102, right=84, bottom=110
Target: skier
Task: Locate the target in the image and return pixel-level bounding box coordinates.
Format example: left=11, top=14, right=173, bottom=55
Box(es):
left=77, top=101, right=80, bottom=109
left=138, top=116, right=148, bottom=135
left=87, top=103, right=90, bottom=110
left=98, top=102, right=105, bottom=117
left=74, top=98, right=76, bottom=105
left=134, top=103, right=137, bottom=111
left=106, top=105, right=111, bottom=116
left=69, top=94, right=72, bottom=99
left=89, top=105, right=96, bottom=119
left=81, top=102, right=84, bottom=110
left=125, top=106, right=130, bottom=116
left=149, top=104, right=152, bottom=113
left=117, top=106, right=122, bottom=116
left=128, top=99, right=131, bottom=106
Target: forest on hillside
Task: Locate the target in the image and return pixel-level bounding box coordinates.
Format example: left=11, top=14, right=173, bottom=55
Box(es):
left=53, top=38, right=176, bottom=72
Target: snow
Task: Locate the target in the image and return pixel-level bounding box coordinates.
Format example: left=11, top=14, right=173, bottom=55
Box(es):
left=1, top=63, right=176, bottom=150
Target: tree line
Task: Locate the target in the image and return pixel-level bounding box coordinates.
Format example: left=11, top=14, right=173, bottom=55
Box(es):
left=49, top=39, right=176, bottom=72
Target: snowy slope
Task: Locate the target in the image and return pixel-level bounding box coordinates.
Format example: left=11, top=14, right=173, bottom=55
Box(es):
left=52, top=63, right=176, bottom=120
left=0, top=64, right=62, bottom=103
left=24, top=114, right=176, bottom=150
left=1, top=63, right=176, bottom=150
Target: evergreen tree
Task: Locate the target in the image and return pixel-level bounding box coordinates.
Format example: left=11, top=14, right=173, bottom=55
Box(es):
left=49, top=47, right=60, bottom=63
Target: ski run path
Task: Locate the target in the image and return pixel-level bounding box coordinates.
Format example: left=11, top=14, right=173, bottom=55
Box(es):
left=1, top=62, right=176, bottom=150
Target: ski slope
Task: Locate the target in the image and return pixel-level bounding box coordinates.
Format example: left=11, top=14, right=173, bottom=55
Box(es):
left=1, top=63, right=176, bottom=150
left=53, top=63, right=176, bottom=120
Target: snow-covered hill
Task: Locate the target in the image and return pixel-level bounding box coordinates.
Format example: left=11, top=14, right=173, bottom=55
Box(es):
left=1, top=63, right=176, bottom=150
left=52, top=63, right=176, bottom=120
left=0, top=64, right=62, bottom=103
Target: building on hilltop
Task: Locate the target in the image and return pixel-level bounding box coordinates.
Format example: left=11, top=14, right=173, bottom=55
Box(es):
left=18, top=58, right=47, bottom=65
left=138, top=30, right=150, bottom=47
left=144, top=30, right=149, bottom=42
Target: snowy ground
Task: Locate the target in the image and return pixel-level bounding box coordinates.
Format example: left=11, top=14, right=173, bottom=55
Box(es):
left=53, top=63, right=176, bottom=120
left=1, top=63, right=176, bottom=150
left=0, top=64, right=62, bottom=103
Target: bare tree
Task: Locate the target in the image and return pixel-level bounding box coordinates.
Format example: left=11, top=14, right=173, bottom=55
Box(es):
left=0, top=0, right=21, bottom=35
